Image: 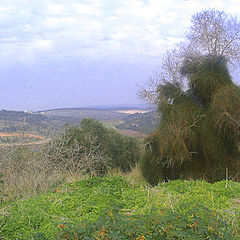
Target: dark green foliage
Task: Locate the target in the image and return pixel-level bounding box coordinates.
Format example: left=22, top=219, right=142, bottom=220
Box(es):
left=107, top=129, right=139, bottom=172
left=0, top=174, right=4, bottom=203
left=210, top=84, right=240, bottom=142
left=142, top=55, right=240, bottom=184
left=182, top=55, right=232, bottom=106
left=49, top=119, right=140, bottom=175
left=140, top=132, right=164, bottom=184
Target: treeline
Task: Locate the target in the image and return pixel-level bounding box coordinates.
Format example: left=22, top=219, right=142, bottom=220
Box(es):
left=0, top=110, right=49, bottom=124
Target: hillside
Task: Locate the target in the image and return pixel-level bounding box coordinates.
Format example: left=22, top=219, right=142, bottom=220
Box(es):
left=0, top=108, right=127, bottom=136
left=0, top=108, right=156, bottom=138
left=38, top=108, right=128, bottom=121
left=0, top=110, right=53, bottom=136
left=0, top=176, right=239, bottom=239
left=0, top=108, right=161, bottom=147
left=116, top=111, right=161, bottom=134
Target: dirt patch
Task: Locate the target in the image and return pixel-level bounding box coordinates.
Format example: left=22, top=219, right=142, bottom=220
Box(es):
left=0, top=132, right=48, bottom=147
left=117, top=129, right=147, bottom=138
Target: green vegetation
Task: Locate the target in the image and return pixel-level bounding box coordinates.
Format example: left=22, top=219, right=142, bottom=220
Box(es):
left=46, top=119, right=140, bottom=176
left=141, top=9, right=240, bottom=185
left=0, top=176, right=239, bottom=239
left=39, top=108, right=128, bottom=121
left=1, top=9, right=240, bottom=240
left=0, top=108, right=148, bottom=143
left=142, top=55, right=240, bottom=184
left=0, top=174, right=4, bottom=203
left=116, top=111, right=160, bottom=134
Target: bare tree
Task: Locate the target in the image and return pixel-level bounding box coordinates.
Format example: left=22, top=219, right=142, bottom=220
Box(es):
left=187, top=9, right=240, bottom=65
left=43, top=131, right=110, bottom=177
left=139, top=9, right=240, bottom=107
left=138, top=46, right=186, bottom=108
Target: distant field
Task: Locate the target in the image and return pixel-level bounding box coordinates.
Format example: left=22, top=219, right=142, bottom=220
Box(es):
left=0, top=132, right=49, bottom=147
left=117, top=129, right=147, bottom=138
left=101, top=120, right=123, bottom=129
left=116, top=109, right=149, bottom=114
left=115, top=111, right=160, bottom=134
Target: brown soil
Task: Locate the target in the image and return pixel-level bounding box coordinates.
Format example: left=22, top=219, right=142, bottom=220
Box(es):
left=117, top=129, right=147, bottom=138
left=0, top=132, right=49, bottom=147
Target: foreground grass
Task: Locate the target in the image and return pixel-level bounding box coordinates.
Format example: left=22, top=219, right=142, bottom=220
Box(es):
left=0, top=176, right=239, bottom=239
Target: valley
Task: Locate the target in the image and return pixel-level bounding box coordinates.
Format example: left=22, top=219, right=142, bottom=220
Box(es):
left=0, top=107, right=159, bottom=146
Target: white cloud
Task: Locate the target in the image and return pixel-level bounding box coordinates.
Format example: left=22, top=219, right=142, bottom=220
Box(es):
left=47, top=4, right=65, bottom=15
left=35, top=39, right=53, bottom=49
left=44, top=17, right=79, bottom=29
left=0, top=6, right=14, bottom=12
left=73, top=3, right=101, bottom=15
left=0, top=0, right=240, bottom=64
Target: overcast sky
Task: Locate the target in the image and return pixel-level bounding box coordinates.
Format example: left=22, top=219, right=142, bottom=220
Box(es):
left=0, top=0, right=239, bottom=111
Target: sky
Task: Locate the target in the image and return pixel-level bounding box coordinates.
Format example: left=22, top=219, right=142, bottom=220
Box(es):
left=0, top=0, right=240, bottom=111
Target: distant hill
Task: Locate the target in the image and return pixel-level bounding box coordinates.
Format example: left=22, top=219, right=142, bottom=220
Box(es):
left=0, top=110, right=52, bottom=135
left=82, top=104, right=147, bottom=110
left=37, top=108, right=128, bottom=121
left=0, top=108, right=159, bottom=142
left=0, top=108, right=133, bottom=136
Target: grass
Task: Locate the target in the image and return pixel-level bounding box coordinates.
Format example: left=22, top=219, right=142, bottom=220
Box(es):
left=0, top=173, right=239, bottom=239
left=102, top=120, right=123, bottom=129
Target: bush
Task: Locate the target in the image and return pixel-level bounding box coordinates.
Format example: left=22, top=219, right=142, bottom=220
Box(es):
left=0, top=147, right=63, bottom=202
left=141, top=55, right=240, bottom=185
left=46, top=119, right=140, bottom=177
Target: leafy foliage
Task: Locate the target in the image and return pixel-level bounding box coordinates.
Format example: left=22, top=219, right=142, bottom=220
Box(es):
left=57, top=206, right=233, bottom=240
left=0, top=176, right=239, bottom=239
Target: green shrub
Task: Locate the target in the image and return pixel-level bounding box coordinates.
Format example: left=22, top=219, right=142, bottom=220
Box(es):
left=141, top=55, right=240, bottom=185
left=46, top=119, right=140, bottom=176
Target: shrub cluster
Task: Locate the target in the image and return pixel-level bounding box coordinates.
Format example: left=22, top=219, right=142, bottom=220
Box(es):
left=46, top=119, right=140, bottom=177
left=0, top=147, right=63, bottom=202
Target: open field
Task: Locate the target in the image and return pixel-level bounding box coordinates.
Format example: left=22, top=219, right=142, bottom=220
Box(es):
left=0, top=133, right=45, bottom=139
left=117, top=129, right=148, bottom=138
left=116, top=109, right=149, bottom=114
